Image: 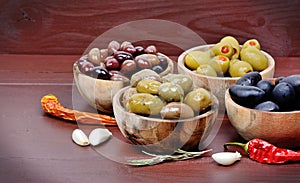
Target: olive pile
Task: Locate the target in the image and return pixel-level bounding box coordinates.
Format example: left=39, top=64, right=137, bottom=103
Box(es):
left=122, top=71, right=214, bottom=119
left=184, top=36, right=269, bottom=77
left=77, top=40, right=169, bottom=81
left=229, top=72, right=300, bottom=112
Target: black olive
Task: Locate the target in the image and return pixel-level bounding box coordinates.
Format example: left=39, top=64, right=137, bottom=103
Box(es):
left=271, top=82, right=296, bottom=111
left=90, top=66, right=110, bottom=80
left=229, top=84, right=265, bottom=108
left=254, top=101, right=280, bottom=112
left=256, top=80, right=275, bottom=99
left=279, top=74, right=300, bottom=97
left=236, top=71, right=262, bottom=86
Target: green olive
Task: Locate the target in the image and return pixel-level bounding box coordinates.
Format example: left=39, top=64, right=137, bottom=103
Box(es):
left=162, top=74, right=193, bottom=94
left=220, top=36, right=241, bottom=59
left=126, top=93, right=166, bottom=116
left=208, top=55, right=230, bottom=76
left=158, top=82, right=184, bottom=102
left=184, top=50, right=211, bottom=70
left=240, top=47, right=268, bottom=71
left=242, top=39, right=261, bottom=50
left=195, top=64, right=218, bottom=77
left=229, top=59, right=253, bottom=77
left=211, top=42, right=234, bottom=58
left=136, top=79, right=161, bottom=95
left=184, top=88, right=213, bottom=113
left=160, top=102, right=194, bottom=119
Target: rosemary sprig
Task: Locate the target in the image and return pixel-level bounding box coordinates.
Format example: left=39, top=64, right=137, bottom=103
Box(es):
left=127, top=149, right=212, bottom=166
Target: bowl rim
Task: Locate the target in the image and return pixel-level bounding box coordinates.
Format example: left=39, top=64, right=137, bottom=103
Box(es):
left=225, top=89, right=300, bottom=114
left=177, top=44, right=275, bottom=81
left=113, top=86, right=220, bottom=123
left=73, top=52, right=174, bottom=82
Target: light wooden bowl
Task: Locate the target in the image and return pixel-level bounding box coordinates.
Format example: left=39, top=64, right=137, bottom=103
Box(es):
left=73, top=53, right=174, bottom=113
left=112, top=86, right=219, bottom=154
left=225, top=89, right=300, bottom=149
left=177, top=44, right=275, bottom=112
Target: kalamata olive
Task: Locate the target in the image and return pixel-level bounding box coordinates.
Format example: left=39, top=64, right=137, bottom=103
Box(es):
left=88, top=48, right=101, bottom=65
left=126, top=93, right=166, bottom=116
left=236, top=71, right=262, bottom=86
left=254, top=101, right=280, bottom=112
left=109, top=70, right=129, bottom=84
left=136, top=79, right=161, bottom=95
left=134, top=46, right=145, bottom=56
left=114, top=51, right=133, bottom=64
left=256, top=79, right=275, bottom=98
left=157, top=55, right=168, bottom=69
left=160, top=102, right=194, bottom=119
left=90, top=66, right=110, bottom=80
left=122, top=44, right=136, bottom=55
left=162, top=74, right=193, bottom=94
left=135, top=54, right=160, bottom=66
left=152, top=65, right=164, bottom=74
left=271, top=82, right=296, bottom=110
left=229, top=84, right=265, bottom=108
left=184, top=88, right=213, bottom=113
left=120, top=59, right=137, bottom=76
left=107, top=40, right=120, bottom=55
left=136, top=57, right=152, bottom=69
left=145, top=45, right=158, bottom=54
left=80, top=61, right=94, bottom=74
left=158, top=83, right=184, bottom=102
left=105, top=57, right=120, bottom=70
left=120, top=41, right=132, bottom=50
left=99, top=49, right=109, bottom=62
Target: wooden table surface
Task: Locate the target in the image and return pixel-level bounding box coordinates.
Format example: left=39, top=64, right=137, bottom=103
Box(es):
left=0, top=54, right=299, bottom=183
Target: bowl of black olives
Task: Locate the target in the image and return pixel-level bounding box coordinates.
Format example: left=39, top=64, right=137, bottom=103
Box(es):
left=177, top=36, right=275, bottom=111
left=112, top=72, right=220, bottom=154
left=225, top=72, right=300, bottom=149
left=73, top=41, right=174, bottom=113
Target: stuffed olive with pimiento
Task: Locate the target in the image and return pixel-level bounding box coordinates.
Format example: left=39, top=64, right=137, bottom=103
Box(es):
left=184, top=36, right=269, bottom=77
left=123, top=72, right=215, bottom=119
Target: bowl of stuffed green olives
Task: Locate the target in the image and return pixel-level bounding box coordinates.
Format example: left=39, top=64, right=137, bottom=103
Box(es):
left=225, top=73, right=300, bottom=149
left=73, top=41, right=174, bottom=113
left=177, top=36, right=275, bottom=111
left=112, top=73, right=220, bottom=154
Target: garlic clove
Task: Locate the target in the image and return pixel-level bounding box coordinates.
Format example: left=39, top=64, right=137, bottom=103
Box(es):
left=72, top=129, right=90, bottom=146
left=212, top=151, right=241, bottom=166
left=88, top=128, right=112, bottom=146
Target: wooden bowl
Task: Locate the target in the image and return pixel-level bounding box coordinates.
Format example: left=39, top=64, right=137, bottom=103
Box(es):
left=73, top=53, right=174, bottom=113
left=112, top=86, right=219, bottom=154
left=225, top=89, right=300, bottom=149
left=177, top=44, right=275, bottom=112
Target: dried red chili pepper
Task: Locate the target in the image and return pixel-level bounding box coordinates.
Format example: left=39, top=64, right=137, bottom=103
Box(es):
left=224, top=138, right=300, bottom=164
left=41, top=94, right=117, bottom=126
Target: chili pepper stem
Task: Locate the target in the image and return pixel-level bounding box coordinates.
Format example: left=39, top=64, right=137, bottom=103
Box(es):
left=224, top=142, right=249, bottom=154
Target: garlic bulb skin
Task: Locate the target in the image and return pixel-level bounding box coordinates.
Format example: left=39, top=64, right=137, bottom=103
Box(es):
left=212, top=151, right=241, bottom=166
left=88, top=128, right=112, bottom=146
left=72, top=129, right=90, bottom=146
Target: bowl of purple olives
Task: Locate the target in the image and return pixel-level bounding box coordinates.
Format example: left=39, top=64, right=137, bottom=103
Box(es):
left=112, top=72, right=220, bottom=154
left=177, top=36, right=275, bottom=111
left=73, top=41, right=174, bottom=113
left=225, top=72, right=300, bottom=149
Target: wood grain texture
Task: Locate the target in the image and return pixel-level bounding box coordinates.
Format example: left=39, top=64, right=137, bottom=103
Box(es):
left=0, top=0, right=299, bottom=56
left=0, top=54, right=299, bottom=183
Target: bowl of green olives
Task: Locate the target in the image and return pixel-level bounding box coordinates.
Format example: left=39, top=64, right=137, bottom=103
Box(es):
left=73, top=41, right=174, bottom=113
left=225, top=73, right=300, bottom=149
left=177, top=36, right=275, bottom=111
left=112, top=73, right=220, bottom=154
